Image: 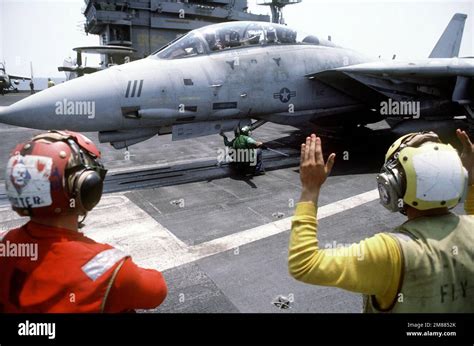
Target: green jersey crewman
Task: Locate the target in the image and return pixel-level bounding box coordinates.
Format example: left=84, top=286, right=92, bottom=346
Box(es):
left=220, top=126, right=265, bottom=175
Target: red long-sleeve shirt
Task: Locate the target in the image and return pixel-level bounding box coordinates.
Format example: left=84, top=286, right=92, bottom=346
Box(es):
left=105, top=257, right=167, bottom=312
left=0, top=221, right=167, bottom=313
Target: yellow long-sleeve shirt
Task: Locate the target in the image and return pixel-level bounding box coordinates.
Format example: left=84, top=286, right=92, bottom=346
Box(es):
left=289, top=186, right=474, bottom=310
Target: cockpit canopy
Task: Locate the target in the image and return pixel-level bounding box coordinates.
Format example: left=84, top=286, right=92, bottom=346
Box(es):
left=153, top=21, right=337, bottom=60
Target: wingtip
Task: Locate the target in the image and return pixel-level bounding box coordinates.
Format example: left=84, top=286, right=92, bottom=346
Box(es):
left=454, top=13, right=468, bottom=20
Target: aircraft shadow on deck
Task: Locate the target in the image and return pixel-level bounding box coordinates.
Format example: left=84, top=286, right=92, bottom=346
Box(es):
left=268, top=127, right=395, bottom=177
left=274, top=124, right=468, bottom=178
left=104, top=127, right=421, bottom=193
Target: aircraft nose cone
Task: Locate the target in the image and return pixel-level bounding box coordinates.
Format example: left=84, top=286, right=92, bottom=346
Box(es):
left=0, top=69, right=122, bottom=132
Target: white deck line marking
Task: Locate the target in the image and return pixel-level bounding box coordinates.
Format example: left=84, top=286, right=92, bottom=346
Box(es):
left=81, top=194, right=188, bottom=271
left=107, top=157, right=217, bottom=174
left=158, top=189, right=380, bottom=271
left=0, top=189, right=380, bottom=272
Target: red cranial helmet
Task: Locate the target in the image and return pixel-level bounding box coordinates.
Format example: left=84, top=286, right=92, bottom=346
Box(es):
left=5, top=130, right=107, bottom=217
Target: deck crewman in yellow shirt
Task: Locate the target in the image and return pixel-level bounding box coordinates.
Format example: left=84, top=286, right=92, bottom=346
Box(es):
left=289, top=130, right=474, bottom=313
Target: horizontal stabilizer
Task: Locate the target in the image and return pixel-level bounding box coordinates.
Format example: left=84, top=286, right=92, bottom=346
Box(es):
left=8, top=75, right=31, bottom=81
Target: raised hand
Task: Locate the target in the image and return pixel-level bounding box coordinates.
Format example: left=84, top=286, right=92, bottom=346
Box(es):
left=299, top=134, right=336, bottom=203
left=456, top=129, right=474, bottom=184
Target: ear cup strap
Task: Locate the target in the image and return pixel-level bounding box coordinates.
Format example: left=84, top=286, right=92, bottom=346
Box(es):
left=401, top=132, right=441, bottom=150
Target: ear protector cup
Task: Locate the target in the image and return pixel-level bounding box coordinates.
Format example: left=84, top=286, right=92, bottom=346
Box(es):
left=73, top=170, right=104, bottom=213
left=63, top=136, right=106, bottom=215
left=376, top=157, right=406, bottom=213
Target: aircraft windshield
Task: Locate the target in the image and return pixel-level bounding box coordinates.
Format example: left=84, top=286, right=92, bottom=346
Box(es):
left=155, top=33, right=207, bottom=60
left=154, top=22, right=333, bottom=60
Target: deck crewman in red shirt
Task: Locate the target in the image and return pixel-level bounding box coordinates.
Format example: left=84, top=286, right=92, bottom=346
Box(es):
left=0, top=131, right=167, bottom=312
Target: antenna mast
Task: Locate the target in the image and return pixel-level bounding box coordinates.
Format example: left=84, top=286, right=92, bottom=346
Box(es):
left=257, top=0, right=302, bottom=24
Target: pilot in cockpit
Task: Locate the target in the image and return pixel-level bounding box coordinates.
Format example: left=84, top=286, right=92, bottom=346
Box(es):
left=277, top=27, right=297, bottom=44
left=227, top=30, right=241, bottom=47
left=204, top=32, right=220, bottom=51
left=266, top=27, right=278, bottom=44
left=219, top=30, right=241, bottom=49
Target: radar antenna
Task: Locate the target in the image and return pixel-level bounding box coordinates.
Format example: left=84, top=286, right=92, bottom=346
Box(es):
left=257, top=0, right=302, bottom=24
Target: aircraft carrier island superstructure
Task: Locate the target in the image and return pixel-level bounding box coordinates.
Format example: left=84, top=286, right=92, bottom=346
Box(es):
left=83, top=0, right=270, bottom=60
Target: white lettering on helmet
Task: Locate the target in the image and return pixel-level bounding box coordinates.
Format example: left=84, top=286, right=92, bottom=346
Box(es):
left=5, top=155, right=53, bottom=208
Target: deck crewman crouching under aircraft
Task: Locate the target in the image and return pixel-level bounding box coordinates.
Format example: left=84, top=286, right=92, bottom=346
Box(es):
left=220, top=126, right=266, bottom=175
left=0, top=131, right=167, bottom=312
left=289, top=130, right=474, bottom=312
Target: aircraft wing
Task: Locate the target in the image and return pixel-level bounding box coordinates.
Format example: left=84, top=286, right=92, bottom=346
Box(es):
left=308, top=13, right=473, bottom=105
left=58, top=66, right=101, bottom=74
left=8, top=74, right=31, bottom=81
left=307, top=68, right=389, bottom=107
left=307, top=58, right=474, bottom=103
left=329, top=59, right=474, bottom=78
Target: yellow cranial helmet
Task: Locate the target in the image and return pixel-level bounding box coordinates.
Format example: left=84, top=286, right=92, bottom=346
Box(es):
left=377, top=132, right=468, bottom=213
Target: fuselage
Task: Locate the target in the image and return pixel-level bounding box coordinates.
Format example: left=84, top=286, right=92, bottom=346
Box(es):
left=0, top=21, right=374, bottom=137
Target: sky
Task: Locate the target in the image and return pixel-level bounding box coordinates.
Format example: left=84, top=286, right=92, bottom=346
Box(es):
left=0, top=0, right=473, bottom=78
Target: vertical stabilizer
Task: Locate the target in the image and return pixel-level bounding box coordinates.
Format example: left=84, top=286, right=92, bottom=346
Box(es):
left=429, top=13, right=467, bottom=58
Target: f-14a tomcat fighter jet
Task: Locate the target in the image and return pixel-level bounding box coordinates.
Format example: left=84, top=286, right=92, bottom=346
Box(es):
left=0, top=14, right=473, bottom=149
left=0, top=62, right=31, bottom=95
